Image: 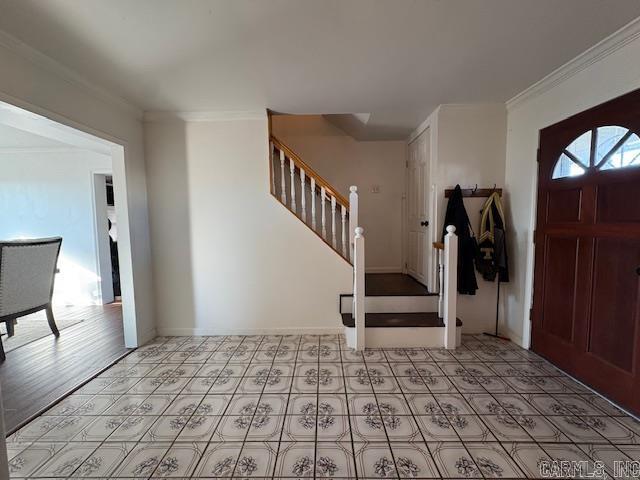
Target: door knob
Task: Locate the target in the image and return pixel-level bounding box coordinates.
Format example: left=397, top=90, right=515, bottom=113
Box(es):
left=420, top=221, right=429, bottom=227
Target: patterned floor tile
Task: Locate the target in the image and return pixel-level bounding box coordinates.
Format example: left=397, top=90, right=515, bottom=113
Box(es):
left=8, top=333, right=640, bottom=479
left=427, top=442, right=481, bottom=478
left=8, top=442, right=68, bottom=478
left=463, top=442, right=526, bottom=478
left=273, top=442, right=315, bottom=478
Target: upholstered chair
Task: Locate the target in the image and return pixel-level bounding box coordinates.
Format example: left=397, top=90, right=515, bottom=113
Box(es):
left=0, top=237, right=62, bottom=361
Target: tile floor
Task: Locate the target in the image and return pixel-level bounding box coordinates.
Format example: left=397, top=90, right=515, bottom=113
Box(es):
left=5, top=334, right=640, bottom=479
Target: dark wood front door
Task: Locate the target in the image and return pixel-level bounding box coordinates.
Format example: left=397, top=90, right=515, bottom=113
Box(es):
left=532, top=89, right=640, bottom=415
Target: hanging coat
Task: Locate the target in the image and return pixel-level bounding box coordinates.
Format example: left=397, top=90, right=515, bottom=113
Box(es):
left=476, top=192, right=509, bottom=282
left=442, top=185, right=479, bottom=295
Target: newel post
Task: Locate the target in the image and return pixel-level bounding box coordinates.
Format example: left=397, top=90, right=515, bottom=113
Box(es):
left=349, top=186, right=358, bottom=261
left=353, top=227, right=365, bottom=351
left=443, top=225, right=458, bottom=349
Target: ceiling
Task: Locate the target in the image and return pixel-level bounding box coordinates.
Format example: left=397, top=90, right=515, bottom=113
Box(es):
left=0, top=0, right=639, bottom=139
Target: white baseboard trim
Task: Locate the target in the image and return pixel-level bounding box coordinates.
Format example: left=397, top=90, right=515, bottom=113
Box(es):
left=365, top=267, right=403, bottom=274
left=156, top=326, right=344, bottom=337
left=138, top=327, right=157, bottom=347
left=505, top=328, right=525, bottom=349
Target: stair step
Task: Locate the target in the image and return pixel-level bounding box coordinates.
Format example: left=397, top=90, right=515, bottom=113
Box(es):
left=365, top=273, right=430, bottom=296
left=340, top=294, right=438, bottom=314
left=341, top=312, right=462, bottom=328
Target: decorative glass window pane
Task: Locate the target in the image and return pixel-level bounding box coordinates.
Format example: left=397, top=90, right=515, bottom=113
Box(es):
left=598, top=128, right=640, bottom=171
left=553, top=153, right=585, bottom=179
left=595, top=126, right=627, bottom=165
left=565, top=130, right=591, bottom=167
left=552, top=125, right=640, bottom=179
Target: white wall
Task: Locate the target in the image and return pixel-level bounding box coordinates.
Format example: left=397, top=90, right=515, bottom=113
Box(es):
left=0, top=34, right=155, bottom=346
left=413, top=104, right=507, bottom=334
left=144, top=114, right=353, bottom=335
left=504, top=24, right=640, bottom=347
left=0, top=149, right=112, bottom=305
left=273, top=115, right=407, bottom=273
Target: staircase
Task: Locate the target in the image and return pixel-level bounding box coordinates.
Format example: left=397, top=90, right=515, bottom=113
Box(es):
left=339, top=273, right=462, bottom=348
left=269, top=130, right=461, bottom=351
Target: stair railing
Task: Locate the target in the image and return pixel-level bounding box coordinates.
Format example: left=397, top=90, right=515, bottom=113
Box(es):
left=433, top=241, right=445, bottom=318
left=349, top=186, right=359, bottom=259
left=270, top=135, right=354, bottom=262
left=353, top=227, right=365, bottom=351
left=443, top=225, right=458, bottom=349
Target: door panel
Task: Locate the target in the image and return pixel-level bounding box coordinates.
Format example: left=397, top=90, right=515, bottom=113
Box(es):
left=597, top=181, right=640, bottom=223
left=532, top=88, right=640, bottom=415
left=541, top=236, right=578, bottom=343
left=588, top=237, right=640, bottom=372
left=546, top=189, right=582, bottom=223
left=406, top=130, right=429, bottom=285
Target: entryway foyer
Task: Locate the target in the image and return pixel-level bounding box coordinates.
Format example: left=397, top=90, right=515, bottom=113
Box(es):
left=2, top=2, right=640, bottom=478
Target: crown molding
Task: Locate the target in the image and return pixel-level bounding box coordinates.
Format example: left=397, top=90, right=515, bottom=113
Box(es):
left=143, top=110, right=267, bottom=123
left=507, top=17, right=640, bottom=111
left=0, top=29, right=143, bottom=120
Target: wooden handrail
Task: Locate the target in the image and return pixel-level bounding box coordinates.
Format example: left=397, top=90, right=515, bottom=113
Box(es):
left=433, top=241, right=444, bottom=250
left=271, top=135, right=349, bottom=207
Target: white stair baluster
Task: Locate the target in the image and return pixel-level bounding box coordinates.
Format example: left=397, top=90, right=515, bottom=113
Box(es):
left=353, top=227, right=366, bottom=351
left=311, top=178, right=317, bottom=230
left=300, top=168, right=306, bottom=222
left=321, top=187, right=327, bottom=239
left=443, top=225, right=458, bottom=350
left=341, top=204, right=347, bottom=256
left=289, top=158, right=296, bottom=212
left=331, top=196, right=337, bottom=248
left=270, top=141, right=276, bottom=194
left=279, top=150, right=286, bottom=204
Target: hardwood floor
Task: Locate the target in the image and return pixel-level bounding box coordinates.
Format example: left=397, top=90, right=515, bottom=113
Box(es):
left=0, top=304, right=130, bottom=433
left=365, top=273, right=430, bottom=296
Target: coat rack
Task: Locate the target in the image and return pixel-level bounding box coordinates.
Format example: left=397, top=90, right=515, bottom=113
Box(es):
left=443, top=184, right=510, bottom=342
left=444, top=184, right=502, bottom=198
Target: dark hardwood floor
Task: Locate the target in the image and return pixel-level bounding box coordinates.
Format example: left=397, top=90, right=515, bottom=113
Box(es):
left=342, top=312, right=462, bottom=328
left=365, top=273, right=430, bottom=296
left=0, top=304, right=130, bottom=433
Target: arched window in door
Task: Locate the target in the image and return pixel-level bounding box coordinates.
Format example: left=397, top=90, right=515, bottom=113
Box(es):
left=552, top=125, right=640, bottom=179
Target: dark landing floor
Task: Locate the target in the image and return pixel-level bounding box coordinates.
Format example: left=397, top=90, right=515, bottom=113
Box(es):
left=0, top=304, right=129, bottom=433
left=341, top=312, right=462, bottom=328
left=365, top=273, right=430, bottom=296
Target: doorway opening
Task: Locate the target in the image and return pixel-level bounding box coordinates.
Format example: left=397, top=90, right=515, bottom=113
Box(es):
left=106, top=176, right=121, bottom=301
left=0, top=99, right=135, bottom=432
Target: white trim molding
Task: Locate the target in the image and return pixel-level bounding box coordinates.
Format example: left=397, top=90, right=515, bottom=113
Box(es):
left=157, top=326, right=344, bottom=337
left=143, top=110, right=267, bottom=123
left=0, top=146, right=89, bottom=154
left=407, top=106, right=438, bottom=144
left=507, top=17, right=640, bottom=111
left=0, top=29, right=142, bottom=119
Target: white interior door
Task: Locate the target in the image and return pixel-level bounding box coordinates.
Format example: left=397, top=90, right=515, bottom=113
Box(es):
left=406, top=129, right=430, bottom=286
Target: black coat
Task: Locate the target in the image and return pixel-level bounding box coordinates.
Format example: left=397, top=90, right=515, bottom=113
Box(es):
left=442, top=185, right=479, bottom=295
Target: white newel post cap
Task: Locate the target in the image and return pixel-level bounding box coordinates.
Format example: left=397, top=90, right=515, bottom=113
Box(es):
left=350, top=185, right=358, bottom=193
left=354, top=227, right=364, bottom=238
left=446, top=225, right=456, bottom=235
